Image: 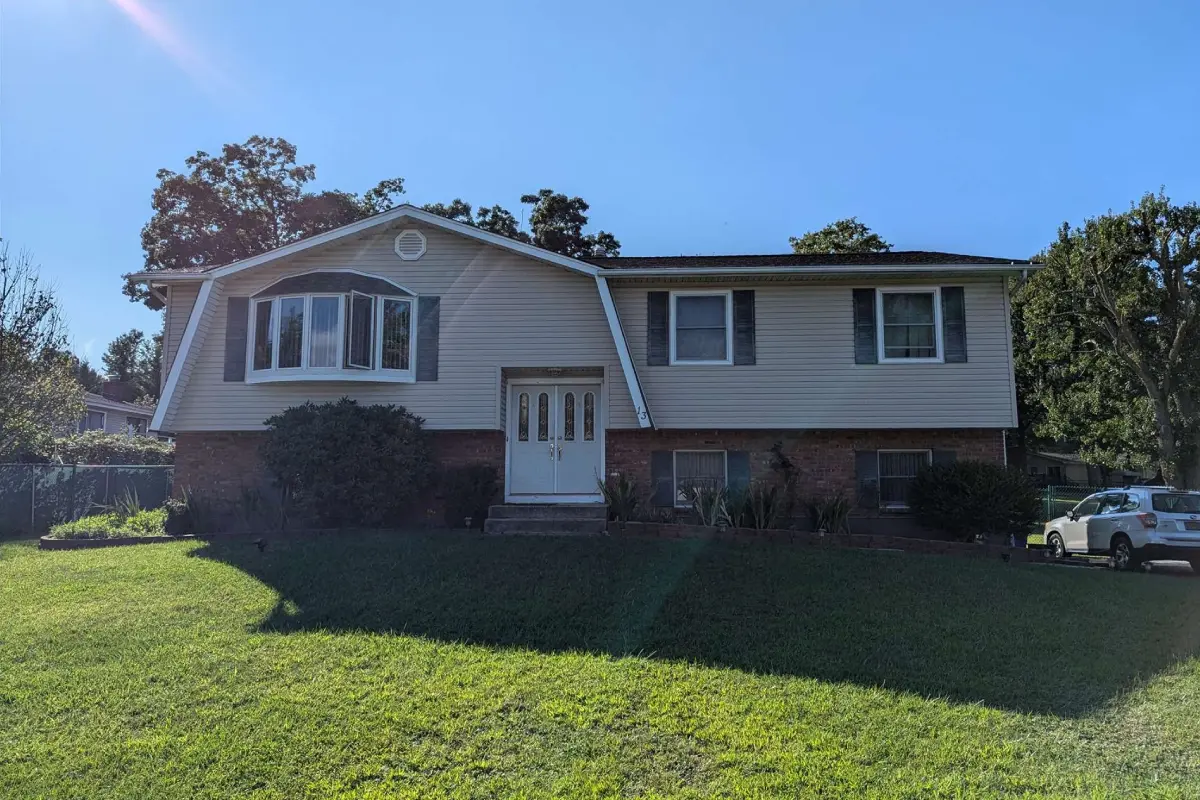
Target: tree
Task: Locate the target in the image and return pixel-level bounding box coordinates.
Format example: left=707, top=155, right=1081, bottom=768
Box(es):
left=789, top=218, right=891, bottom=254
left=1014, top=191, right=1200, bottom=487
left=422, top=190, right=620, bottom=257
left=520, top=189, right=620, bottom=258
left=129, top=136, right=405, bottom=307
left=70, top=357, right=105, bottom=393
left=0, top=245, right=84, bottom=459
left=101, top=329, right=162, bottom=402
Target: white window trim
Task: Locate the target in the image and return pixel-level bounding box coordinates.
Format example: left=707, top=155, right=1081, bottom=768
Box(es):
left=81, top=409, right=107, bottom=433
left=877, top=449, right=932, bottom=511
left=246, top=292, right=417, bottom=384
left=669, top=289, right=734, bottom=366
left=673, top=449, right=728, bottom=508
left=876, top=287, right=944, bottom=364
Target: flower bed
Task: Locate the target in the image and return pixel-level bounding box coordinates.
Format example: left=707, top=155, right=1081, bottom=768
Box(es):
left=47, top=509, right=169, bottom=540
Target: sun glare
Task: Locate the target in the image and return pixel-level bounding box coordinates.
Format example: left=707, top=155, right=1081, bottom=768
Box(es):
left=102, top=0, right=226, bottom=93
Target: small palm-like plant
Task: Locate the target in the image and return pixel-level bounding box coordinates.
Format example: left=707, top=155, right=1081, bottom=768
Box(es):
left=808, top=495, right=851, bottom=534
left=682, top=484, right=729, bottom=527
left=598, top=473, right=641, bottom=522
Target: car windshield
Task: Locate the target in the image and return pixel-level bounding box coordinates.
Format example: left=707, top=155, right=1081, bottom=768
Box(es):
left=1151, top=493, right=1200, bottom=514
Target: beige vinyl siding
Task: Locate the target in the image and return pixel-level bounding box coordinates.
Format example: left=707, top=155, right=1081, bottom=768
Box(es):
left=163, top=282, right=201, bottom=386
left=609, top=279, right=1016, bottom=429
left=168, top=223, right=631, bottom=432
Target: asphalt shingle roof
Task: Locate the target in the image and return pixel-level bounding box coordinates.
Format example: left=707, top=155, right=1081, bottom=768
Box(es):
left=581, top=251, right=1035, bottom=269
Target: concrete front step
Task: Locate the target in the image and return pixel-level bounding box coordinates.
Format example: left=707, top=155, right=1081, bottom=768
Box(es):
left=483, top=517, right=608, bottom=536
left=487, top=503, right=608, bottom=520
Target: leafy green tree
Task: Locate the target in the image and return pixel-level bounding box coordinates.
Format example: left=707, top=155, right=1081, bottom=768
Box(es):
left=520, top=189, right=620, bottom=258
left=129, top=136, right=405, bottom=307
left=70, top=357, right=105, bottom=393
left=423, top=190, right=618, bottom=257
left=789, top=218, right=891, bottom=254
left=0, top=245, right=84, bottom=458
left=1014, top=191, right=1200, bottom=487
left=101, top=329, right=163, bottom=402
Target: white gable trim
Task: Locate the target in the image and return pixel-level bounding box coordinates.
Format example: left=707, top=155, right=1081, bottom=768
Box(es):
left=151, top=279, right=214, bottom=433
left=595, top=276, right=652, bottom=428
left=196, top=204, right=599, bottom=280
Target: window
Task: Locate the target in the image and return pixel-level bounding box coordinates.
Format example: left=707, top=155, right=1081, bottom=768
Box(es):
left=126, top=417, right=146, bottom=436
left=674, top=451, right=727, bottom=506
left=1096, top=493, right=1126, bottom=515
left=248, top=291, right=415, bottom=382
left=1046, top=465, right=1063, bottom=482
left=877, top=288, right=942, bottom=362
left=517, top=393, right=529, bottom=441
left=878, top=450, right=932, bottom=510
left=78, top=410, right=106, bottom=432
left=671, top=291, right=732, bottom=364
left=1151, top=493, right=1200, bottom=513
left=1072, top=495, right=1103, bottom=517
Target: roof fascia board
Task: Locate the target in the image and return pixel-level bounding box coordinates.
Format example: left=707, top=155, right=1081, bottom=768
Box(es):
left=595, top=276, right=652, bottom=428
left=151, top=279, right=214, bottom=432
left=597, top=263, right=1039, bottom=278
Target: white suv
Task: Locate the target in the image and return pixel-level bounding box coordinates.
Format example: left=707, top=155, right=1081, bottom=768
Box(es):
left=1044, top=486, right=1200, bottom=571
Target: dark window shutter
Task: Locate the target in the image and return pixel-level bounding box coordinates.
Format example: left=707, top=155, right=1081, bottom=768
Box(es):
left=726, top=451, right=751, bottom=491
left=852, top=289, right=877, bottom=364
left=855, top=450, right=879, bottom=509
left=932, top=449, right=957, bottom=466
left=650, top=451, right=675, bottom=507
left=647, top=292, right=669, bottom=366
left=732, top=290, right=756, bottom=365
left=941, top=286, right=967, bottom=363
left=416, top=296, right=440, bottom=381
left=223, top=297, right=249, bottom=382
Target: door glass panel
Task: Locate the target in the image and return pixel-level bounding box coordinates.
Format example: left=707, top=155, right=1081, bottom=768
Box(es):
left=583, top=392, right=595, bottom=441
left=518, top=393, right=529, bottom=442
left=563, top=392, right=575, bottom=441
left=537, top=392, right=549, bottom=441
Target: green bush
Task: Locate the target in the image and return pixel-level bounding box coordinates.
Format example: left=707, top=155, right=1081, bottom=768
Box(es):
left=908, top=460, right=1041, bottom=543
left=598, top=473, right=641, bottom=522
left=40, top=431, right=174, bottom=465
left=441, top=464, right=499, bottom=529
left=48, top=508, right=168, bottom=540
left=807, top=495, right=851, bottom=534
left=260, top=399, right=434, bottom=527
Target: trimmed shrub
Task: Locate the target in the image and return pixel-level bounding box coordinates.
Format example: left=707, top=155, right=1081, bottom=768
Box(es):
left=260, top=399, right=434, bottom=527
left=40, top=431, right=174, bottom=465
left=48, top=508, right=168, bottom=540
left=908, top=460, right=1041, bottom=543
left=440, top=464, right=499, bottom=529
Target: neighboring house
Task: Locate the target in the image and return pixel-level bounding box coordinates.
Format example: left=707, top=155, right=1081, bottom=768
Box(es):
left=1026, top=451, right=1157, bottom=488
left=128, top=205, right=1037, bottom=523
left=79, top=392, right=154, bottom=437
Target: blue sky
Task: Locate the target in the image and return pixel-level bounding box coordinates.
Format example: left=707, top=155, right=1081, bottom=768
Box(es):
left=3, top=0, right=1198, bottom=364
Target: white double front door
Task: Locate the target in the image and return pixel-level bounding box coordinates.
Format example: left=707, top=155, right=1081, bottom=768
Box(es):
left=507, top=383, right=602, bottom=500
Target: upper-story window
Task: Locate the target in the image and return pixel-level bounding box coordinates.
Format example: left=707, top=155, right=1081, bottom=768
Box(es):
left=248, top=291, right=416, bottom=382
left=877, top=287, right=942, bottom=363
left=670, top=290, right=733, bottom=365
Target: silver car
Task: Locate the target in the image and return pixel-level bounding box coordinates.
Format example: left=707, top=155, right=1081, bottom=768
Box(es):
left=1044, top=486, right=1200, bottom=571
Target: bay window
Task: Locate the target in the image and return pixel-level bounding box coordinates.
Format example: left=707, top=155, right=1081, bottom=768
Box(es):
left=248, top=291, right=416, bottom=382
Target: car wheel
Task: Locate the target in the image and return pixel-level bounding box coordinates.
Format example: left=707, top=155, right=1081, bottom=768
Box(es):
left=1047, top=532, right=1066, bottom=560
left=1111, top=534, right=1142, bottom=572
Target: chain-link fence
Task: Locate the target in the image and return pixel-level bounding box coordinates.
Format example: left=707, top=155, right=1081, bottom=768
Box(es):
left=0, top=464, right=174, bottom=539
left=1042, top=484, right=1103, bottom=523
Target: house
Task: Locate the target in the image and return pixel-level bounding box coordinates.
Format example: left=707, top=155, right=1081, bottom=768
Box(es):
left=127, top=205, right=1037, bottom=527
left=78, top=392, right=154, bottom=437
left=1025, top=451, right=1157, bottom=488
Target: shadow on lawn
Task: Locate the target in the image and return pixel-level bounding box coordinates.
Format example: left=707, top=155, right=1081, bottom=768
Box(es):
left=193, top=531, right=1200, bottom=718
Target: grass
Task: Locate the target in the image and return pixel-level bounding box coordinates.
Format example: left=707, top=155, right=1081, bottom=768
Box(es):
left=45, top=507, right=168, bottom=539
left=2, top=532, right=1200, bottom=798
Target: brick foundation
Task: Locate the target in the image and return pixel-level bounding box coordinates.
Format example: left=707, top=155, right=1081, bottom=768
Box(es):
left=174, top=430, right=506, bottom=503
left=605, top=428, right=1005, bottom=512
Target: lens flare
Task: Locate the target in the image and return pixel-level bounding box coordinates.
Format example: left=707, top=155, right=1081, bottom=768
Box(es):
left=104, top=0, right=226, bottom=92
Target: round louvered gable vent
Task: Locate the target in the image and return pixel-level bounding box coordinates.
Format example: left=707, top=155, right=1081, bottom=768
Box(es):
left=394, top=229, right=427, bottom=261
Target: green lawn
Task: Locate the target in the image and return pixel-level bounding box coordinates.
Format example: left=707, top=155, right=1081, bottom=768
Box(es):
left=2, top=534, right=1200, bottom=798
